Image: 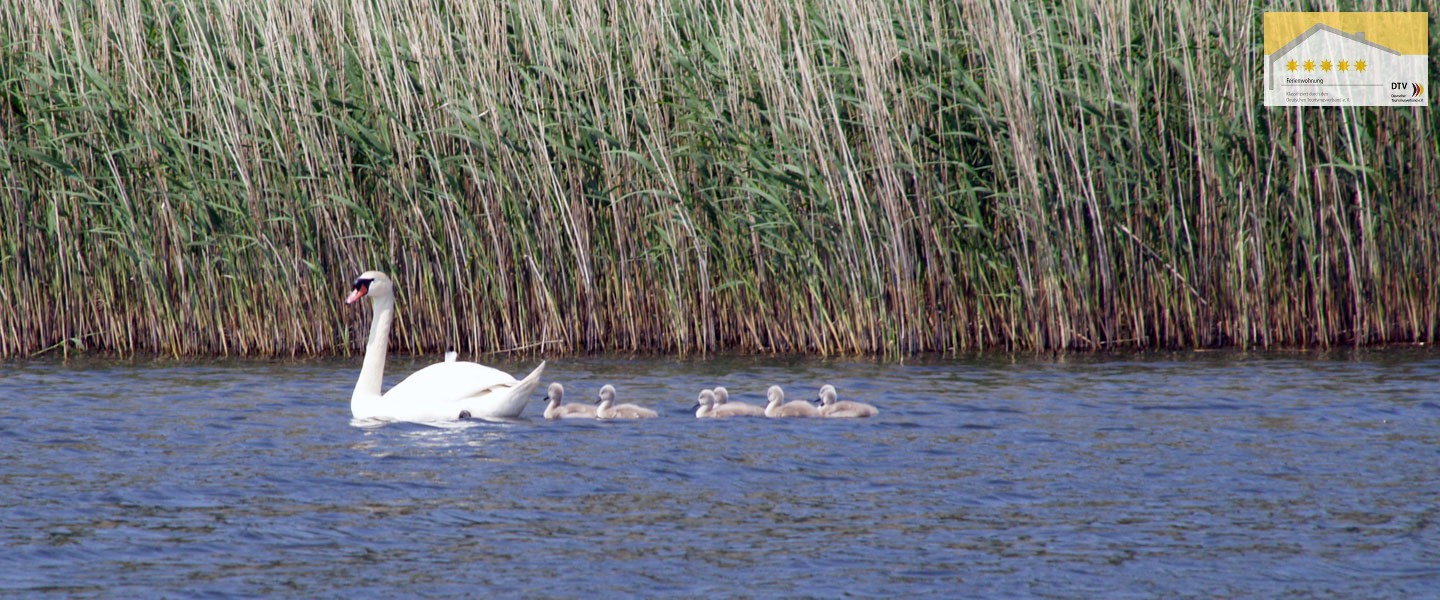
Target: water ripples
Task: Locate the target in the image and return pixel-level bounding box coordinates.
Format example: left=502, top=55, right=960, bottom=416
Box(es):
left=1, top=352, right=1438, bottom=596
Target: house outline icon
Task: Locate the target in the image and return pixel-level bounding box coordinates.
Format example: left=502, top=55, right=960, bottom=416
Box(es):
left=1266, top=23, right=1402, bottom=90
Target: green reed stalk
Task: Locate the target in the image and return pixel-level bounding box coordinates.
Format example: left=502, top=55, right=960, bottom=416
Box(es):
left=0, top=0, right=1436, bottom=357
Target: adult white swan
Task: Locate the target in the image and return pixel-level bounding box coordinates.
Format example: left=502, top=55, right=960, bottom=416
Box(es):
left=345, top=271, right=545, bottom=423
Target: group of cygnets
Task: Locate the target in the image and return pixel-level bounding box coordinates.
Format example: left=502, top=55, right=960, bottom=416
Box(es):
left=542, top=383, right=879, bottom=420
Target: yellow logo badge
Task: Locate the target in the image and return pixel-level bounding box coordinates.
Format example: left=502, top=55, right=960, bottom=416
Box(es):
left=1263, top=12, right=1429, bottom=107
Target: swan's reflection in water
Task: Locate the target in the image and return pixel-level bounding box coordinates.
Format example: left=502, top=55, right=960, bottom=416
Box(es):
left=350, top=415, right=528, bottom=430
left=351, top=417, right=524, bottom=456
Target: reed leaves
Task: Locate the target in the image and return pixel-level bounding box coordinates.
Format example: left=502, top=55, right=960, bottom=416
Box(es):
left=1, top=0, right=1436, bottom=357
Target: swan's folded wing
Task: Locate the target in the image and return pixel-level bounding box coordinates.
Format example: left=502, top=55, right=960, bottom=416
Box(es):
left=385, top=361, right=519, bottom=404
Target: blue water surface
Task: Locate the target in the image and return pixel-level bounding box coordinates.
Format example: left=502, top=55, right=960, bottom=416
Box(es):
left=1, top=351, right=1438, bottom=597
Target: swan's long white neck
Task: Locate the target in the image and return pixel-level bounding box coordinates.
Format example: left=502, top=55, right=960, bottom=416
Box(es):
left=353, top=294, right=395, bottom=404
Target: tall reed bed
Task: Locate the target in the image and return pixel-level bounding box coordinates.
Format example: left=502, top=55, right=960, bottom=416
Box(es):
left=0, top=0, right=1436, bottom=357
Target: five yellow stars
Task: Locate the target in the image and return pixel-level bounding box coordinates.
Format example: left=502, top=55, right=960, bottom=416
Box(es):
left=1282, top=58, right=1369, bottom=73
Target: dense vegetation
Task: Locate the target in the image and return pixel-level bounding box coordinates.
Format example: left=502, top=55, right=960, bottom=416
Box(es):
left=1, top=0, right=1437, bottom=357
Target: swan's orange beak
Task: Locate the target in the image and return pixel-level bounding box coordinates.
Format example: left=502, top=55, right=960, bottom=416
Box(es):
left=345, top=285, right=368, bottom=305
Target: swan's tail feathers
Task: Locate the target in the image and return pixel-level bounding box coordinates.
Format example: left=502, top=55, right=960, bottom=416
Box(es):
left=512, top=361, right=545, bottom=398
left=489, top=361, right=545, bottom=419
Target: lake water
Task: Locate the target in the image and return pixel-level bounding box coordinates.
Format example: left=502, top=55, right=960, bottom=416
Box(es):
left=1, top=351, right=1438, bottom=597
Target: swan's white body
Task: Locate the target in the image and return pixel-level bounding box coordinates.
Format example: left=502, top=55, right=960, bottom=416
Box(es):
left=764, top=385, right=819, bottom=418
left=816, top=384, right=878, bottom=418
left=347, top=271, right=544, bottom=423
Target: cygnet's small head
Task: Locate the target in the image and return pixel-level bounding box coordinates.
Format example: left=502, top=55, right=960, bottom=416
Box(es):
left=697, top=389, right=718, bottom=417
left=345, top=271, right=394, bottom=305
left=546, top=382, right=565, bottom=405
left=596, top=384, right=617, bottom=406
left=815, top=385, right=838, bottom=407
left=766, top=385, right=785, bottom=407
left=713, top=387, right=730, bottom=405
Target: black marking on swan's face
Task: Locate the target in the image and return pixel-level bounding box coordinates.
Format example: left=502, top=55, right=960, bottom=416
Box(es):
left=345, top=277, right=376, bottom=305
left=458, top=410, right=472, bottom=419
